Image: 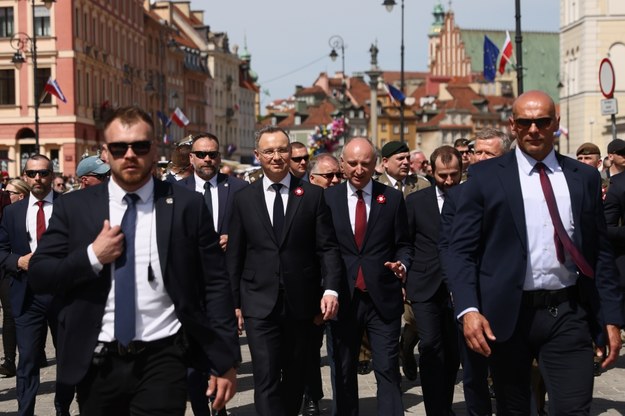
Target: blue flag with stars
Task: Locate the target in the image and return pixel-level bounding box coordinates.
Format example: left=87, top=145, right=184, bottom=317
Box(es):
left=483, top=35, right=499, bottom=83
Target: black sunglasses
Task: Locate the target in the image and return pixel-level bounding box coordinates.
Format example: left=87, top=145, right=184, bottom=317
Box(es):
left=107, top=141, right=152, bottom=158
left=313, top=172, right=343, bottom=180
left=514, top=118, right=553, bottom=129
left=291, top=155, right=310, bottom=163
left=83, top=173, right=109, bottom=181
left=191, top=151, right=220, bottom=159
left=24, top=169, right=52, bottom=178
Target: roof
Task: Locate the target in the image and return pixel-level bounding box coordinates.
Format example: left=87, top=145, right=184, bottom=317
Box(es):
left=460, top=29, right=560, bottom=100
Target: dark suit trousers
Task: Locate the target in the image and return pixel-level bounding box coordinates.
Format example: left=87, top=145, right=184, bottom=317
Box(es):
left=0, top=276, right=16, bottom=361
left=303, top=321, right=325, bottom=402
left=459, top=337, right=492, bottom=416
left=411, top=286, right=460, bottom=415
left=245, top=293, right=312, bottom=416
left=489, top=299, right=594, bottom=416
left=331, top=291, right=403, bottom=416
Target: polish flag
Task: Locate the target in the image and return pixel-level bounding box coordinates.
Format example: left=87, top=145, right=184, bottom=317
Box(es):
left=171, top=107, right=190, bottom=127
left=43, top=78, right=67, bottom=103
left=498, top=31, right=513, bottom=75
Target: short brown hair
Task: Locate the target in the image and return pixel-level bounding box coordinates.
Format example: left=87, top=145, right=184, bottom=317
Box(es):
left=255, top=125, right=290, bottom=149
left=430, top=145, right=462, bottom=173
left=103, top=106, right=154, bottom=138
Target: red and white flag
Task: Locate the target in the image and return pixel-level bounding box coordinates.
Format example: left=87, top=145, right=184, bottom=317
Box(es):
left=43, top=78, right=67, bottom=103
left=171, top=107, right=190, bottom=127
left=498, top=31, right=513, bottom=75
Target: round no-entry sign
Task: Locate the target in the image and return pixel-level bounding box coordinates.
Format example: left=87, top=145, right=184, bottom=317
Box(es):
left=599, top=58, right=616, bottom=98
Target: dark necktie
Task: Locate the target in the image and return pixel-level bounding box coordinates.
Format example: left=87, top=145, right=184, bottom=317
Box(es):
left=203, top=181, right=213, bottom=215
left=36, top=201, right=45, bottom=242
left=271, top=183, right=284, bottom=240
left=354, top=190, right=367, bottom=291
left=395, top=181, right=403, bottom=193
left=535, top=162, right=594, bottom=278
left=115, top=193, right=140, bottom=346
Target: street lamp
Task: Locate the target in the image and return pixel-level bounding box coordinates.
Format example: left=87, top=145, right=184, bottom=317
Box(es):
left=10, top=0, right=56, bottom=154
left=328, top=35, right=345, bottom=75
left=382, top=0, right=406, bottom=143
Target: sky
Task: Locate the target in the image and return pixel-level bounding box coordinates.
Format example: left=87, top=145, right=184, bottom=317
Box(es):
left=193, top=0, right=560, bottom=110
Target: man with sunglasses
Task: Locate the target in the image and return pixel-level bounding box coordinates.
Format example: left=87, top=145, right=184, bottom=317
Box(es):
left=0, top=154, right=73, bottom=416
left=454, top=138, right=473, bottom=182
left=28, top=107, right=239, bottom=415
left=445, top=90, right=623, bottom=415
left=606, top=138, right=625, bottom=178
left=309, top=154, right=342, bottom=188
left=76, top=156, right=110, bottom=189
left=289, top=142, right=310, bottom=181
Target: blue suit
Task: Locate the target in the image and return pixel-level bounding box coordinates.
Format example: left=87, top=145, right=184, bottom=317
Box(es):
left=445, top=151, right=623, bottom=414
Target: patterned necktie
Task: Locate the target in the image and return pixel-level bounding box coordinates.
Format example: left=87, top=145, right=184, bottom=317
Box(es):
left=354, top=190, right=367, bottom=291
left=535, top=162, right=594, bottom=278
left=271, top=183, right=284, bottom=240
left=203, top=181, right=213, bottom=215
left=115, top=193, right=140, bottom=346
left=36, top=200, right=45, bottom=241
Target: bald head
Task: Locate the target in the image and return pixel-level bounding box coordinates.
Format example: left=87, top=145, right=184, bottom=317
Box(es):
left=341, top=137, right=377, bottom=189
left=509, top=90, right=559, bottom=161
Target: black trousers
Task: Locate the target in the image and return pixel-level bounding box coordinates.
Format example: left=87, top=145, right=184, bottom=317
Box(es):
left=489, top=298, right=594, bottom=416
left=0, top=276, right=16, bottom=361
left=303, top=320, right=325, bottom=402
left=76, top=341, right=187, bottom=416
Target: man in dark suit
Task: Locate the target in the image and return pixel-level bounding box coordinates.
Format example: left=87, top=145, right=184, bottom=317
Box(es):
left=28, top=107, right=239, bottom=415
left=446, top=90, right=623, bottom=415
left=0, top=154, right=74, bottom=416
left=325, top=137, right=412, bottom=416
left=227, top=125, right=342, bottom=416
left=178, top=132, right=247, bottom=416
left=405, top=145, right=462, bottom=415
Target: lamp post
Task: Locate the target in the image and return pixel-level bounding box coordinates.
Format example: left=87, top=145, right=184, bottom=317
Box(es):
left=514, top=0, right=524, bottom=94
left=328, top=35, right=345, bottom=75
left=382, top=0, right=405, bottom=143
left=10, top=0, right=56, bottom=155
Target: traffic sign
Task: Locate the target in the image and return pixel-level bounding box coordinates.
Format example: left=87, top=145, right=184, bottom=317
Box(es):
left=599, top=58, right=616, bottom=98
left=601, top=98, right=618, bottom=116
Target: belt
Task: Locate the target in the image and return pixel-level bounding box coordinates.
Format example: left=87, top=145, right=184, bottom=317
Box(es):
left=99, top=334, right=178, bottom=356
left=522, top=286, right=578, bottom=309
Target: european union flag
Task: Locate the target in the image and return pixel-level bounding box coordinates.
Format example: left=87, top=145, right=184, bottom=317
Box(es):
left=483, top=36, right=499, bottom=83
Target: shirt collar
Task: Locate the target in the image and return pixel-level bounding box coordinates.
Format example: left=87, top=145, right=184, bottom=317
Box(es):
left=30, top=190, right=54, bottom=206
left=109, top=176, right=154, bottom=204
left=262, top=172, right=291, bottom=191
left=515, top=146, right=560, bottom=176
left=347, top=179, right=373, bottom=196
left=194, top=172, right=218, bottom=188
left=435, top=186, right=446, bottom=200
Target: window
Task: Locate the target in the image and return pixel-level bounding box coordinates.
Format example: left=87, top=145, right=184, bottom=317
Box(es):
left=36, top=68, right=51, bottom=104
left=0, top=69, right=15, bottom=105
left=34, top=6, right=51, bottom=37
left=0, top=7, right=14, bottom=38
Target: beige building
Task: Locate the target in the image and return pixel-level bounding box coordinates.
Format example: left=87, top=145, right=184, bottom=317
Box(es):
left=560, top=0, right=625, bottom=155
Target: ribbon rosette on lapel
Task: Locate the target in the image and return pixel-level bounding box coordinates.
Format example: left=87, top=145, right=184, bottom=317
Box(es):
left=294, top=187, right=305, bottom=196
left=376, top=194, right=386, bottom=204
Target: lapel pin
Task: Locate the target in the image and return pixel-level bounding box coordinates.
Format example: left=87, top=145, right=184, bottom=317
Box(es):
left=224, top=183, right=229, bottom=188
left=166, top=197, right=174, bottom=204
left=376, top=194, right=386, bottom=204
left=294, top=187, right=304, bottom=196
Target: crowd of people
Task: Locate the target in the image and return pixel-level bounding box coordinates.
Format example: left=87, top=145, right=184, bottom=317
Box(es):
left=0, top=89, right=622, bottom=416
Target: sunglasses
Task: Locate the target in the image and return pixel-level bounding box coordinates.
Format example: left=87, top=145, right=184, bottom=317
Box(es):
left=24, top=169, right=52, bottom=178
left=107, top=141, right=152, bottom=158
left=291, top=155, right=310, bottom=163
left=82, top=173, right=109, bottom=181
left=514, top=118, right=553, bottom=129
left=313, top=172, right=343, bottom=180
left=191, top=151, right=220, bottom=159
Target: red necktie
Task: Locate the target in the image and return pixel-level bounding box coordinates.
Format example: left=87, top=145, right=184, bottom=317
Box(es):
left=354, top=190, right=367, bottom=291
left=36, top=200, right=46, bottom=242
left=535, top=162, right=594, bottom=278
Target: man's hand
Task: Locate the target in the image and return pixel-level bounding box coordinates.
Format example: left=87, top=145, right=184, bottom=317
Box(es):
left=219, top=234, right=228, bottom=252
left=92, top=220, right=124, bottom=264
left=462, top=311, right=496, bottom=357
left=17, top=253, right=33, bottom=271
left=384, top=260, right=406, bottom=282
left=598, top=324, right=622, bottom=369
left=320, top=294, right=338, bottom=321
left=207, top=367, right=237, bottom=411
left=234, top=308, right=244, bottom=335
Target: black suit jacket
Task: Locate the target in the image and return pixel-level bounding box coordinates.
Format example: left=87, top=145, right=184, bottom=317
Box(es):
left=227, top=175, right=342, bottom=320
left=446, top=151, right=623, bottom=343
left=178, top=173, right=248, bottom=235
left=0, top=193, right=58, bottom=317
left=28, top=179, right=239, bottom=385
left=405, top=186, right=445, bottom=303
left=324, top=181, right=412, bottom=321
left=604, top=171, right=625, bottom=287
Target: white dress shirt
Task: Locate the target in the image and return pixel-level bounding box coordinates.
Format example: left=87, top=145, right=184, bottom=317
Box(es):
left=347, top=180, right=372, bottom=233
left=261, top=173, right=290, bottom=225
left=516, top=147, right=578, bottom=290
left=436, top=186, right=445, bottom=214
left=194, top=172, right=219, bottom=233
left=26, top=191, right=54, bottom=252
left=88, top=177, right=181, bottom=342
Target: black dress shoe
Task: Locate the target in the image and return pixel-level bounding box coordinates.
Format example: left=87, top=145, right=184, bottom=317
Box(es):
left=302, top=396, right=320, bottom=416
left=0, top=358, right=15, bottom=377
left=357, top=360, right=372, bottom=375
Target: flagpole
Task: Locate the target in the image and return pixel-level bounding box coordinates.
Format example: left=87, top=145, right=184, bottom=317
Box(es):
left=514, top=0, right=524, bottom=94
